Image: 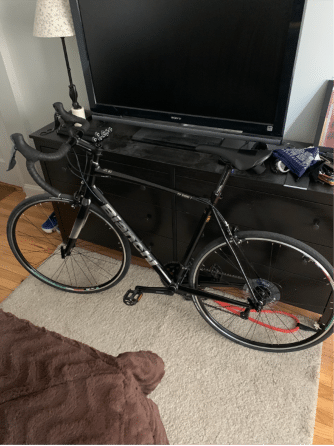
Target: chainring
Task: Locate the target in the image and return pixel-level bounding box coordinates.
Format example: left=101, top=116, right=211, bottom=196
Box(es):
left=159, top=261, right=185, bottom=286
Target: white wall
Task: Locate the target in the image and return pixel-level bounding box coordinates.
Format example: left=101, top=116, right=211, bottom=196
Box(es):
left=0, top=0, right=88, bottom=193
left=0, top=0, right=332, bottom=191
left=0, top=52, right=26, bottom=187
left=284, top=0, right=334, bottom=142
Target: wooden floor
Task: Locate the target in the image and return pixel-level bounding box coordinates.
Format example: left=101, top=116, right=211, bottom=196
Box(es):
left=0, top=185, right=333, bottom=444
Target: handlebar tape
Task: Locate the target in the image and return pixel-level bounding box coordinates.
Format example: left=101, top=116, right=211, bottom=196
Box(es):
left=53, top=102, right=90, bottom=134
left=9, top=102, right=90, bottom=198
left=26, top=161, right=62, bottom=197
left=10, top=133, right=75, bottom=198
left=10, top=133, right=73, bottom=162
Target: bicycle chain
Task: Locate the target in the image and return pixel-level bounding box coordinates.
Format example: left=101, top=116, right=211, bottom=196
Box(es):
left=200, top=267, right=244, bottom=281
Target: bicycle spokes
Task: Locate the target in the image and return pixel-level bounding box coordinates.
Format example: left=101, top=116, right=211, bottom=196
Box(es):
left=190, top=232, right=333, bottom=351
left=214, top=301, right=301, bottom=333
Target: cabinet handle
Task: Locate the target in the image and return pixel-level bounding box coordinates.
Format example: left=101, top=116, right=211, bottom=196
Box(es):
left=313, top=219, right=320, bottom=230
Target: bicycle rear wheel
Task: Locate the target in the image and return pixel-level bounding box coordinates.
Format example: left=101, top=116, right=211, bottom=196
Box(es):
left=188, top=231, right=334, bottom=352
left=7, top=194, right=131, bottom=293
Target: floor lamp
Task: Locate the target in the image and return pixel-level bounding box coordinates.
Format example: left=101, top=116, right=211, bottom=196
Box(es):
left=33, top=0, right=86, bottom=123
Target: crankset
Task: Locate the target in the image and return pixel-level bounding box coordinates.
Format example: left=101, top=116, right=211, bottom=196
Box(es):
left=159, top=262, right=192, bottom=300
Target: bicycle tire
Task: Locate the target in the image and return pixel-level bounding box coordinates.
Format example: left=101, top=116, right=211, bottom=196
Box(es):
left=188, top=230, right=334, bottom=352
left=7, top=193, right=131, bottom=293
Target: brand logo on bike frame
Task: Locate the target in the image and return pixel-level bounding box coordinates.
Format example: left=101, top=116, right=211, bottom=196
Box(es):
left=102, top=204, right=158, bottom=266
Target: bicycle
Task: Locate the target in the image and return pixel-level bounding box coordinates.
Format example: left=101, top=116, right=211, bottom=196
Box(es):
left=6, top=103, right=334, bottom=353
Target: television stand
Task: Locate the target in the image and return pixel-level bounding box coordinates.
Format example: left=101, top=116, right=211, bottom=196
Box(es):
left=30, top=121, right=333, bottom=269
left=131, top=128, right=263, bottom=151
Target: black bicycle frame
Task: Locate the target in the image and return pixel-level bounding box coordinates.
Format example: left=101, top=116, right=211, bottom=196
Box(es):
left=67, top=142, right=256, bottom=309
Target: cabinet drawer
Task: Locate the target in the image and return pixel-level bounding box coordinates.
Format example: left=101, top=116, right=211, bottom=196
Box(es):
left=177, top=237, right=216, bottom=262
left=50, top=180, right=173, bottom=239
left=40, top=146, right=170, bottom=182
left=133, top=231, right=173, bottom=265
left=176, top=210, right=251, bottom=255
left=54, top=203, right=173, bottom=265
left=101, top=178, right=173, bottom=209
left=104, top=192, right=173, bottom=239
left=40, top=147, right=173, bottom=208
left=177, top=231, right=333, bottom=266
left=309, top=242, right=333, bottom=264
left=176, top=177, right=333, bottom=247
left=175, top=160, right=333, bottom=206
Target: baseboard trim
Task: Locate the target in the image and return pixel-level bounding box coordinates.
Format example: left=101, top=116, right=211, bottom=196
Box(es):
left=23, top=184, right=43, bottom=197
left=0, top=159, right=23, bottom=187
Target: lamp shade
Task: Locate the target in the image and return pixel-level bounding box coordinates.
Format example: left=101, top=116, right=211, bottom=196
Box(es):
left=33, top=0, right=75, bottom=38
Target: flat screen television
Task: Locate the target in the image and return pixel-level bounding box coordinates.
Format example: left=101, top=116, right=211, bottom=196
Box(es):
left=69, top=0, right=306, bottom=146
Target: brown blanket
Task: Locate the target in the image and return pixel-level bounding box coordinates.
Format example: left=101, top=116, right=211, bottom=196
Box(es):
left=0, top=309, right=168, bottom=444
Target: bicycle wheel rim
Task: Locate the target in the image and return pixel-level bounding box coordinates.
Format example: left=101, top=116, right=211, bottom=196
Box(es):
left=190, top=232, right=334, bottom=352
left=8, top=195, right=129, bottom=293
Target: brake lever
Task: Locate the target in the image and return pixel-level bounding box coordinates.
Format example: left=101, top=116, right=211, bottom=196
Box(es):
left=53, top=102, right=90, bottom=135
left=40, top=113, right=61, bottom=136
left=7, top=145, right=17, bottom=171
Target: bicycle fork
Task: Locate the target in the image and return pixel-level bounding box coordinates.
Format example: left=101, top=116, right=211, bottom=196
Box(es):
left=60, top=198, right=91, bottom=258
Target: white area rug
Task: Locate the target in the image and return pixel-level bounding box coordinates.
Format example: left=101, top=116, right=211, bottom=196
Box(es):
left=1, top=263, right=322, bottom=445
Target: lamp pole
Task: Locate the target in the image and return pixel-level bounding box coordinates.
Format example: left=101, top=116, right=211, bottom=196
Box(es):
left=60, top=36, right=80, bottom=110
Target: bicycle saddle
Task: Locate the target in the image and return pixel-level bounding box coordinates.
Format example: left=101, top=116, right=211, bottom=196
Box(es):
left=195, top=145, right=272, bottom=171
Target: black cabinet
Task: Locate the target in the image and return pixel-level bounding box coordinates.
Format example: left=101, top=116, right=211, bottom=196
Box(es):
left=30, top=122, right=333, bottom=266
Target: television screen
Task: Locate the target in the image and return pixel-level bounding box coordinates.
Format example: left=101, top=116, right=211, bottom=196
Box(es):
left=70, top=0, right=306, bottom=143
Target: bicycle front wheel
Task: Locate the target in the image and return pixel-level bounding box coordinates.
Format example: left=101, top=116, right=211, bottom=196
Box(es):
left=7, top=194, right=131, bottom=293
left=188, top=231, right=334, bottom=352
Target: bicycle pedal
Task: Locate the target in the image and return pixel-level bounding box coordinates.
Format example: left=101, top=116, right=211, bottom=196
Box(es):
left=123, top=289, right=143, bottom=306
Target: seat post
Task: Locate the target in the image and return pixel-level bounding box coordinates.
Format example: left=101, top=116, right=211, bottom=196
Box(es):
left=176, top=162, right=233, bottom=281
left=211, top=163, right=233, bottom=205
